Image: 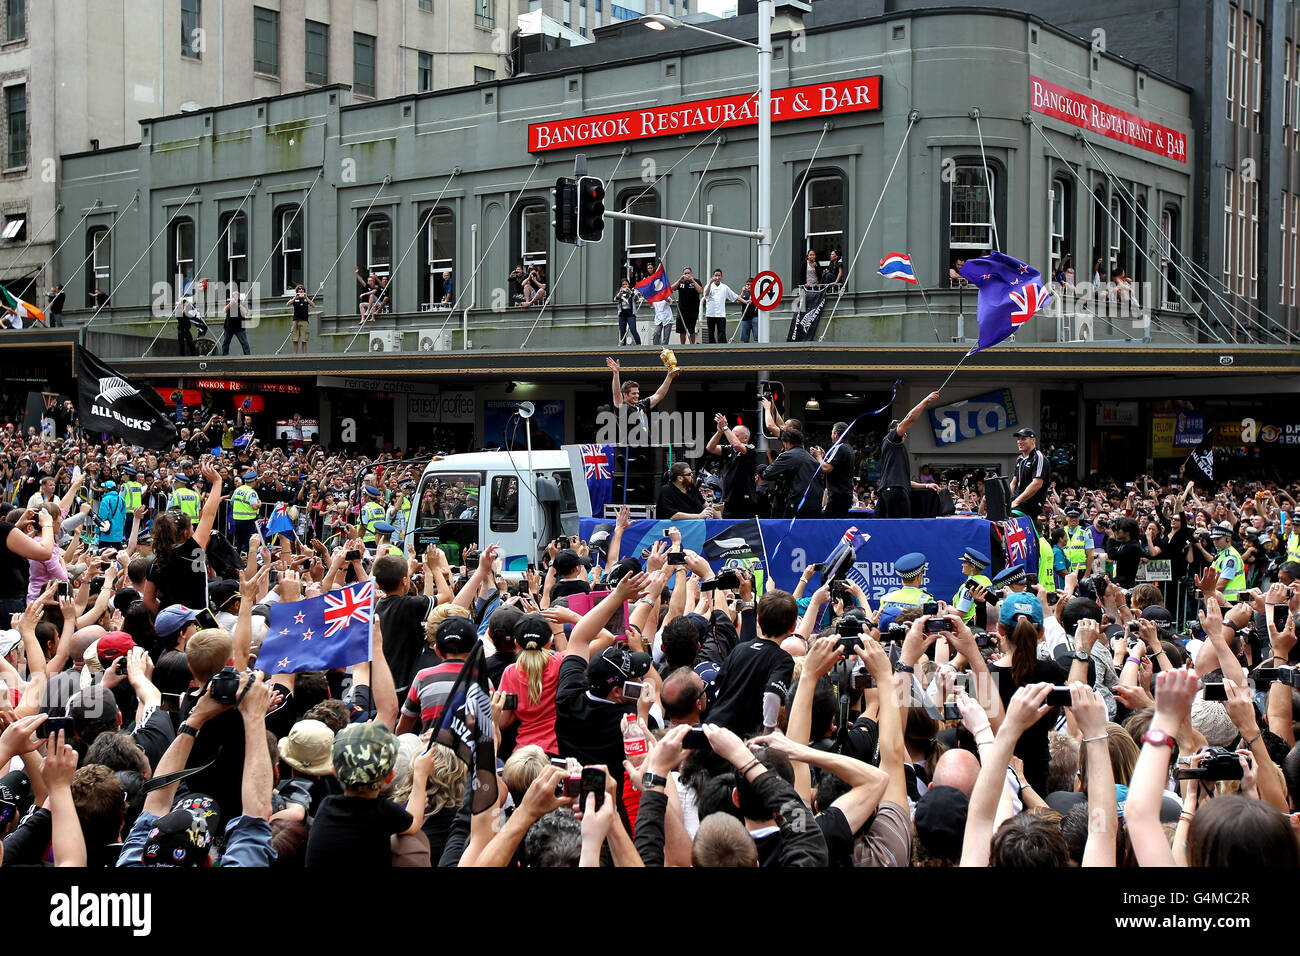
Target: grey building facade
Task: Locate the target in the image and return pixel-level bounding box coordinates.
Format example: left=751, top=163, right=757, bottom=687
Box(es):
left=29, top=6, right=1297, bottom=475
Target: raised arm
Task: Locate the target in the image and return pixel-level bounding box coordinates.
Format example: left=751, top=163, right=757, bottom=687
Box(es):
left=1126, top=668, right=1200, bottom=866
left=647, top=367, right=681, bottom=410
left=567, top=572, right=647, bottom=662
left=1072, top=684, right=1116, bottom=867
left=895, top=391, right=940, bottom=441
left=607, top=357, right=624, bottom=408
left=193, top=462, right=223, bottom=549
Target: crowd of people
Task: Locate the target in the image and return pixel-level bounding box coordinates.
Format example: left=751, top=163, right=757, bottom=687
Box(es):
left=0, top=381, right=1296, bottom=872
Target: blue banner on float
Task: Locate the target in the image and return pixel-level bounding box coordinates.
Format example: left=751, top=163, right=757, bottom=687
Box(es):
left=578, top=517, right=1026, bottom=604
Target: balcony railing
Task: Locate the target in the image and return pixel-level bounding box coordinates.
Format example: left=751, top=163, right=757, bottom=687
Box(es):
left=40, top=283, right=1283, bottom=363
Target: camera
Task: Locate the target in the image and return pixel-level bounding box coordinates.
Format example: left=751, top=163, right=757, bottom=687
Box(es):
left=208, top=665, right=241, bottom=705
left=682, top=726, right=711, bottom=751
left=850, top=665, right=875, bottom=692
left=942, top=702, right=962, bottom=721
left=700, top=570, right=741, bottom=592
left=345, top=549, right=362, bottom=562
left=502, top=693, right=518, bottom=711
left=1171, top=746, right=1245, bottom=782
left=974, top=629, right=996, bottom=649
left=1201, top=682, right=1228, bottom=702
left=666, top=551, right=687, bottom=566
left=272, top=778, right=314, bottom=814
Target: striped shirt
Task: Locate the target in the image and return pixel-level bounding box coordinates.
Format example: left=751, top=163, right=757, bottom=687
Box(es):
left=402, top=660, right=465, bottom=731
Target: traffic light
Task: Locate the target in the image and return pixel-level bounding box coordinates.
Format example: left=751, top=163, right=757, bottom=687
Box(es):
left=553, top=177, right=577, bottom=244
left=577, top=175, right=606, bottom=243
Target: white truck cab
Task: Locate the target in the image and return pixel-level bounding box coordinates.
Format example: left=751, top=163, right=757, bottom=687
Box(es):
left=402, top=447, right=592, bottom=574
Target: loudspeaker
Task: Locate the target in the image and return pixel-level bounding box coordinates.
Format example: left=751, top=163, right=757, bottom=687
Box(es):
left=984, top=475, right=1013, bottom=521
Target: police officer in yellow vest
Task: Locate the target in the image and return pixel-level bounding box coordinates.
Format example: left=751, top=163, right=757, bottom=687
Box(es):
left=879, top=552, right=934, bottom=622
left=231, top=471, right=262, bottom=554
left=391, top=489, right=412, bottom=539
left=1286, top=514, right=1300, bottom=564
left=372, top=521, right=404, bottom=557
left=120, top=465, right=148, bottom=540
left=990, top=564, right=1028, bottom=596
left=360, top=484, right=386, bottom=547
left=1061, top=506, right=1092, bottom=574
left=1209, top=523, right=1247, bottom=602
left=952, top=547, right=992, bottom=623
left=1036, top=532, right=1056, bottom=593
left=169, top=474, right=201, bottom=520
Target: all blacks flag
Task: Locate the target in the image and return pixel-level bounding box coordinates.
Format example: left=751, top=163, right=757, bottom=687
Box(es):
left=76, top=346, right=178, bottom=449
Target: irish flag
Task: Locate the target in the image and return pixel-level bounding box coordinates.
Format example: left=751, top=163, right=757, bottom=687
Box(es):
left=0, top=285, right=44, bottom=323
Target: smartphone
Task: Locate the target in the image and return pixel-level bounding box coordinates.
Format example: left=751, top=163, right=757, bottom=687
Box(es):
left=682, top=726, right=710, bottom=751
left=579, top=766, right=606, bottom=810
left=942, top=702, right=962, bottom=721
left=666, top=551, right=686, bottom=566
left=57, top=581, right=69, bottom=598
left=923, top=601, right=939, bottom=616
left=194, top=608, right=219, bottom=631
left=1275, top=604, right=1290, bottom=632
left=622, top=681, right=645, bottom=699
left=526, top=563, right=536, bottom=573
left=502, top=693, right=518, bottom=711
left=268, top=569, right=279, bottom=587
left=44, top=715, right=75, bottom=737
left=346, top=549, right=362, bottom=562
left=1202, top=682, right=1228, bottom=702
left=1045, top=686, right=1073, bottom=706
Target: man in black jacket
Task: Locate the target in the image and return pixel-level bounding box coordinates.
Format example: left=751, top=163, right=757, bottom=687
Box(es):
left=762, top=428, right=821, bottom=520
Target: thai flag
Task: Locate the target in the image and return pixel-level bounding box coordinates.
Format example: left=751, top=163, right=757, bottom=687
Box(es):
left=635, top=264, right=674, bottom=303
left=878, top=253, right=918, bottom=284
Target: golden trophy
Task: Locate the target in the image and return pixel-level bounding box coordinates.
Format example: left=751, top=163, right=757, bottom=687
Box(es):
left=660, top=348, right=678, bottom=372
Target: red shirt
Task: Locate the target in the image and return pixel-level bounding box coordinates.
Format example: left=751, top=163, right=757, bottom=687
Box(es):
left=499, top=655, right=563, bottom=754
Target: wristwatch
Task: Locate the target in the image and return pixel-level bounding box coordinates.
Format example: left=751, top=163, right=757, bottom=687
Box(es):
left=178, top=722, right=200, bottom=738
left=1141, top=729, right=1176, bottom=750
left=641, top=771, right=668, bottom=791
left=894, top=662, right=915, bottom=674
left=1073, top=649, right=1090, bottom=662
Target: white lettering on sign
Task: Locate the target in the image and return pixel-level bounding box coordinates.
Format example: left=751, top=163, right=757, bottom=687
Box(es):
left=1030, top=76, right=1187, bottom=163
left=934, top=403, right=1008, bottom=444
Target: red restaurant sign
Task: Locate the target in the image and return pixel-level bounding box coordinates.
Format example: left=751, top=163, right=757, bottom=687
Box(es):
left=529, top=76, right=881, bottom=153
left=1030, top=76, right=1187, bottom=163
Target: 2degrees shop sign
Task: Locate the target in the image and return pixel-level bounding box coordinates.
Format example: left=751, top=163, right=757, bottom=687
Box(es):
left=529, top=76, right=881, bottom=152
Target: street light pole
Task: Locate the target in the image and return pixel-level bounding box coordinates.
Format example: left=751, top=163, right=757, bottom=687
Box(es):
left=756, top=0, right=773, bottom=343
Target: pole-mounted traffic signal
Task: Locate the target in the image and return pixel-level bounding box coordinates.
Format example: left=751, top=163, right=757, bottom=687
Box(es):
left=577, top=175, right=606, bottom=243
left=553, top=177, right=577, bottom=244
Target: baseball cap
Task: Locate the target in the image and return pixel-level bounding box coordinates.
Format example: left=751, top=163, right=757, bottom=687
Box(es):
left=434, top=616, right=478, bottom=652
left=155, top=605, right=199, bottom=638
left=513, top=613, right=552, bottom=651
left=209, top=580, right=240, bottom=611
left=998, top=592, right=1043, bottom=627
left=332, top=721, right=399, bottom=788
left=913, top=785, right=969, bottom=859
left=101, top=480, right=116, bottom=490
left=552, top=549, right=582, bottom=575
left=587, top=523, right=614, bottom=553
left=604, top=557, right=641, bottom=589
left=278, top=719, right=336, bottom=776
left=0, top=770, right=32, bottom=826
left=141, top=794, right=220, bottom=867
left=0, top=629, right=21, bottom=659
left=1013, top=427, right=1036, bottom=439
left=586, top=646, right=651, bottom=694
left=95, top=631, right=135, bottom=668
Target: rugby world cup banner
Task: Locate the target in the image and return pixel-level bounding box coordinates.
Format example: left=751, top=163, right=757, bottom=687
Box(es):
left=578, top=517, right=998, bottom=604
left=530, top=76, right=881, bottom=152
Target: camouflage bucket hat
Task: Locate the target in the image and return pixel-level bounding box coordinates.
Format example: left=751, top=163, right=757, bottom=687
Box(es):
left=331, top=721, right=399, bottom=788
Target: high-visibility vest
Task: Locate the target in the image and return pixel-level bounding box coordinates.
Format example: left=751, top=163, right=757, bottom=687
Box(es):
left=1287, top=532, right=1300, bottom=564
left=171, top=487, right=200, bottom=519
left=1038, top=535, right=1056, bottom=593
left=879, top=585, right=932, bottom=617
left=394, top=499, right=411, bottom=535
left=952, top=574, right=991, bottom=622
left=121, top=480, right=146, bottom=511
left=231, top=485, right=260, bottom=521
left=1213, top=545, right=1247, bottom=600
left=1062, top=524, right=1090, bottom=572
left=360, top=501, right=385, bottom=542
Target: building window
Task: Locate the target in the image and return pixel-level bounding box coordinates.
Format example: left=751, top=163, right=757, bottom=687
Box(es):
left=1223, top=170, right=1233, bottom=283
left=1294, top=46, right=1300, bottom=145
left=305, top=20, right=328, bottom=85
left=947, top=162, right=997, bottom=273
left=475, top=0, right=494, bottom=29
left=1108, top=194, right=1124, bottom=276
left=419, top=0, right=432, bottom=9
left=520, top=203, right=549, bottom=272
left=253, top=7, right=279, bottom=75
left=275, top=205, right=304, bottom=295
left=1249, top=179, right=1258, bottom=299
left=1281, top=192, right=1289, bottom=307
left=361, top=215, right=391, bottom=277
left=1226, top=7, right=1235, bottom=122
left=1239, top=9, right=1248, bottom=124
left=1134, top=196, right=1147, bottom=287
left=6, top=0, right=23, bottom=42
left=220, top=212, right=248, bottom=286
left=1, top=214, right=24, bottom=241
left=354, top=32, right=376, bottom=97
left=1286, top=40, right=1293, bottom=147
left=86, top=227, right=110, bottom=305
left=616, top=188, right=659, bottom=286
left=181, top=0, right=201, bottom=59
left=1252, top=19, right=1261, bottom=132
left=169, top=217, right=195, bottom=289
left=418, top=52, right=433, bottom=92
left=1292, top=195, right=1299, bottom=307
left=803, top=174, right=845, bottom=266
left=5, top=84, right=25, bottom=168
left=420, top=207, right=454, bottom=308
left=474, top=67, right=494, bottom=84
left=1049, top=177, right=1071, bottom=275
left=1159, top=206, right=1179, bottom=309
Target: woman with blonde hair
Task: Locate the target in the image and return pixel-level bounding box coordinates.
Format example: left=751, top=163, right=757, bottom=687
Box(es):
left=497, top=613, right=564, bottom=757
left=386, top=735, right=467, bottom=864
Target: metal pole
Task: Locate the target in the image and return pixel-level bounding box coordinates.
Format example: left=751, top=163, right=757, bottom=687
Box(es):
left=462, top=222, right=476, bottom=350
left=604, top=209, right=762, bottom=240
left=525, top=413, right=536, bottom=561
left=757, top=0, right=773, bottom=343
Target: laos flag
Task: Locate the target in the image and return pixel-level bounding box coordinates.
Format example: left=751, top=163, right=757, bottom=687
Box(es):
left=635, top=264, right=673, bottom=303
